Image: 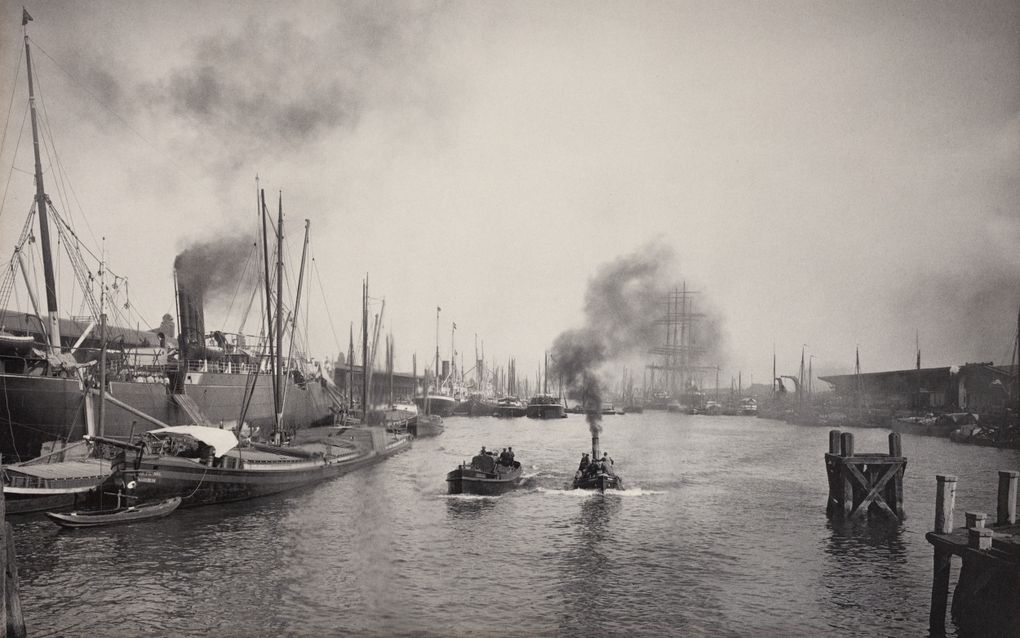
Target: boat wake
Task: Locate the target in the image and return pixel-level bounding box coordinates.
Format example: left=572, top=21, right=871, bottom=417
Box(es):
left=436, top=493, right=501, bottom=501
left=532, top=486, right=665, bottom=497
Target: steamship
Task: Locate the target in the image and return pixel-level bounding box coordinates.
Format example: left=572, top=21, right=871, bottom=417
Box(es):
left=0, top=18, right=339, bottom=463
left=0, top=290, right=338, bottom=462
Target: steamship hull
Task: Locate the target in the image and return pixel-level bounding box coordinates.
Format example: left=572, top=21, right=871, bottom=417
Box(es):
left=0, top=371, right=335, bottom=463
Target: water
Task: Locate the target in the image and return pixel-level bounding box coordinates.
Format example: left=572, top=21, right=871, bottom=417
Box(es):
left=12, top=413, right=1020, bottom=637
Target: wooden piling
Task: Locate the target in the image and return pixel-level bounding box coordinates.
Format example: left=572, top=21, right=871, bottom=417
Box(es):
left=828, top=430, right=840, bottom=455
left=839, top=432, right=854, bottom=457
left=0, top=466, right=26, bottom=638
left=997, top=470, right=1018, bottom=525
left=824, top=431, right=906, bottom=521
left=929, top=547, right=952, bottom=635
left=934, top=475, right=956, bottom=534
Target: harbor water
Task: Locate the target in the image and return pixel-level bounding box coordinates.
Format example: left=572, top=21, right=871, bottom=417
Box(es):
left=13, top=413, right=1020, bottom=637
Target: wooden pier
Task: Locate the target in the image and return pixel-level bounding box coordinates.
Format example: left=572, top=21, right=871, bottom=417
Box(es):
left=824, top=430, right=906, bottom=521
left=926, top=470, right=1020, bottom=636
left=0, top=475, right=26, bottom=637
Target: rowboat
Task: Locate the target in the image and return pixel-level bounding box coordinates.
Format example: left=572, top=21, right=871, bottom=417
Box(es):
left=45, top=496, right=182, bottom=528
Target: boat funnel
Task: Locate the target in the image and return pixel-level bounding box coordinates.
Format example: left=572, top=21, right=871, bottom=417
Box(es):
left=591, top=434, right=600, bottom=459
left=176, top=286, right=206, bottom=359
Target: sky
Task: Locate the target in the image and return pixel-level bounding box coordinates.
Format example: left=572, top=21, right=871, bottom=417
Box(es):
left=0, top=0, right=1017, bottom=389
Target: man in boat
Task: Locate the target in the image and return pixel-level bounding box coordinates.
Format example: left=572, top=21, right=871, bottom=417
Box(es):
left=602, top=452, right=613, bottom=466
left=498, top=448, right=510, bottom=465
left=508, top=447, right=515, bottom=464
left=578, top=453, right=590, bottom=471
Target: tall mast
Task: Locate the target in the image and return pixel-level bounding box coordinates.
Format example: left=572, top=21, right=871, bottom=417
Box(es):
left=23, top=16, right=61, bottom=350
left=274, top=193, right=284, bottom=436
left=434, top=306, right=441, bottom=392
left=259, top=190, right=276, bottom=422
left=361, top=276, right=369, bottom=423
left=543, top=351, right=548, bottom=394
left=281, top=219, right=310, bottom=414
left=348, top=323, right=354, bottom=410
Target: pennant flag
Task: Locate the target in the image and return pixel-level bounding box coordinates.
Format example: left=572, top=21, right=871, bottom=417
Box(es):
left=22, top=8, right=32, bottom=25
left=453, top=322, right=457, bottom=330
left=437, top=306, right=441, bottom=312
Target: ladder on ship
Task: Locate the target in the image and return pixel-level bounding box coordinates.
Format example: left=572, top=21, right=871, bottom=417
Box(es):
left=172, top=394, right=214, bottom=426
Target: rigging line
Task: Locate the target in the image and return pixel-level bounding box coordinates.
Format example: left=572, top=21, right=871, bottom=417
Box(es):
left=35, top=67, right=95, bottom=252
left=27, top=37, right=190, bottom=176
left=311, top=258, right=341, bottom=354
left=0, top=104, right=29, bottom=219
left=0, top=46, right=24, bottom=165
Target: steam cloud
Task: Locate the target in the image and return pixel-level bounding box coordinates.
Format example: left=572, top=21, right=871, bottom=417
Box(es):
left=551, top=243, right=726, bottom=438
left=174, top=236, right=256, bottom=305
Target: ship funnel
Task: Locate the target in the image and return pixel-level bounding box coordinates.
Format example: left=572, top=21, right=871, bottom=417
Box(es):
left=176, top=283, right=206, bottom=359
left=591, top=433, right=600, bottom=459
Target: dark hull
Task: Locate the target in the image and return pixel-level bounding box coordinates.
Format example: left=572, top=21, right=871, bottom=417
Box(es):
left=572, top=472, right=624, bottom=491
left=526, top=404, right=565, bottom=419
left=6, top=493, right=76, bottom=515
left=410, top=417, right=444, bottom=437
left=0, top=371, right=335, bottom=462
left=446, top=466, right=522, bottom=495
left=120, top=438, right=410, bottom=507
left=493, top=406, right=527, bottom=418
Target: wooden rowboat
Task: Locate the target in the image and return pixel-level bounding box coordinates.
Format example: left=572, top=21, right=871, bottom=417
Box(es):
left=45, top=497, right=182, bottom=528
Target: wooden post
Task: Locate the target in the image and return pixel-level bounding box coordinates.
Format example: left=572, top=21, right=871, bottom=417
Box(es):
left=0, top=462, right=26, bottom=638
left=829, top=430, right=841, bottom=454
left=965, top=512, right=987, bottom=529
left=888, top=432, right=902, bottom=457
left=888, top=432, right=905, bottom=518
left=996, top=470, right=1018, bottom=525
left=839, top=432, right=854, bottom=457
left=934, top=475, right=957, bottom=534
left=968, top=527, right=993, bottom=550
left=930, top=547, right=952, bottom=634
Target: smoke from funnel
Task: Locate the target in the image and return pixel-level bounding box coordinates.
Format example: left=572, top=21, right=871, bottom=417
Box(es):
left=551, top=242, right=726, bottom=438
left=174, top=236, right=255, bottom=305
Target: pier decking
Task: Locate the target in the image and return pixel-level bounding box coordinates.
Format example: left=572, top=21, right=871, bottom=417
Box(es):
left=926, top=470, right=1020, bottom=636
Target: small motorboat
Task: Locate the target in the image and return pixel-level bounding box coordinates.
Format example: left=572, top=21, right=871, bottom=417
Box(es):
left=45, top=496, right=182, bottom=528
left=446, top=449, right=522, bottom=495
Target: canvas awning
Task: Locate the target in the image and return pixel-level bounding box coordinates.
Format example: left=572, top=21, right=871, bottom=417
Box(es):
left=146, top=425, right=238, bottom=457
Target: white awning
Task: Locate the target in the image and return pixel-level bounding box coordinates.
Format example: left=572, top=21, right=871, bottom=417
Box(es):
left=147, top=425, right=238, bottom=457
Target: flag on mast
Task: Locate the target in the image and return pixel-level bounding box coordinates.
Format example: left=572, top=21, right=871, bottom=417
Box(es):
left=22, top=8, right=32, bottom=26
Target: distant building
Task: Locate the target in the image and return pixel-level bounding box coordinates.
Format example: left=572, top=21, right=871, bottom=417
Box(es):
left=818, top=367, right=953, bottom=410
left=956, top=363, right=1016, bottom=414
left=818, top=363, right=1018, bottom=415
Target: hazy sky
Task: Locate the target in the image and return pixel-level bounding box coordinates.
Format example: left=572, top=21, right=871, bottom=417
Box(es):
left=0, top=0, right=1017, bottom=388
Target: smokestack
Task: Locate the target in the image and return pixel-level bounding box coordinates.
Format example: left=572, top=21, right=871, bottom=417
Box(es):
left=591, top=433, right=600, bottom=459
left=176, top=285, right=206, bottom=358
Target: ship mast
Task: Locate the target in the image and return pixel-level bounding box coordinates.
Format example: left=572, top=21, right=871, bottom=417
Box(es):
left=23, top=14, right=61, bottom=350
left=274, top=194, right=285, bottom=438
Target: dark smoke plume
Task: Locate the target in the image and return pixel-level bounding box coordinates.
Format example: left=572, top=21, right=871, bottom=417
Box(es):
left=145, top=7, right=441, bottom=153
left=551, top=243, right=726, bottom=437
left=174, top=236, right=256, bottom=305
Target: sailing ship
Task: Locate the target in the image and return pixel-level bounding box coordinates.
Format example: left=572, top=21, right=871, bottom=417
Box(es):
left=526, top=353, right=567, bottom=418
left=0, top=19, right=339, bottom=462
left=102, top=423, right=408, bottom=507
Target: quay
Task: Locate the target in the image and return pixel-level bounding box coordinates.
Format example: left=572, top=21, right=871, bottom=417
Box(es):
left=0, top=479, right=26, bottom=637
left=824, top=430, right=906, bottom=521
left=926, top=470, right=1020, bottom=636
